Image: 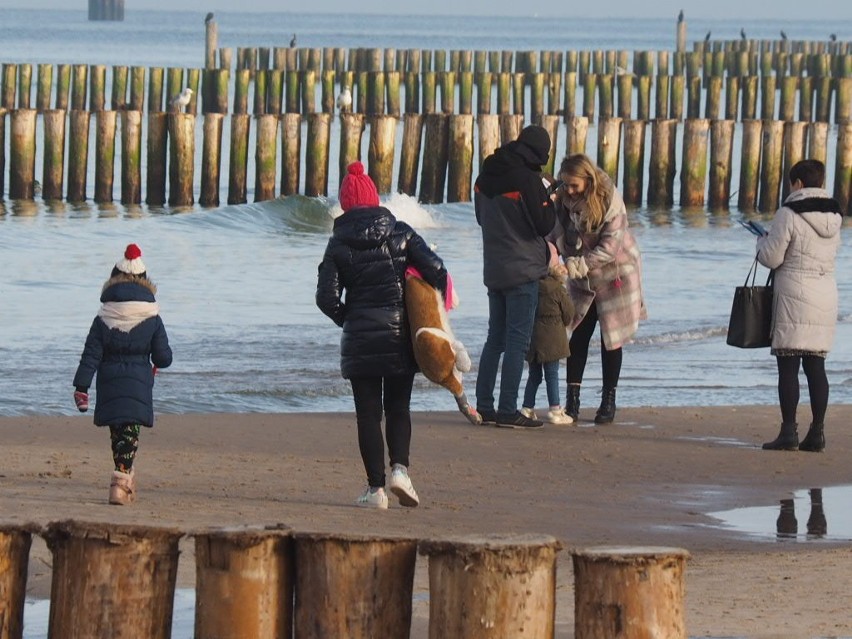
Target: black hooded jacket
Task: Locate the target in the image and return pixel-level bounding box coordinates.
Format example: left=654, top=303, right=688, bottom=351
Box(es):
left=316, top=206, right=447, bottom=379
left=474, top=130, right=555, bottom=290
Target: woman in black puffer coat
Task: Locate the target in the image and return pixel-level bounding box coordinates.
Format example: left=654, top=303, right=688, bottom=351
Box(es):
left=317, top=162, right=447, bottom=509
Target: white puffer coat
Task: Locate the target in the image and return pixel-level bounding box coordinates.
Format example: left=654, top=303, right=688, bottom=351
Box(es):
left=756, top=187, right=842, bottom=353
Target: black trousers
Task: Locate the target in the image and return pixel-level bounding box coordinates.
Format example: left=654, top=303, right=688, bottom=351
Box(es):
left=566, top=302, right=623, bottom=389
left=350, top=374, right=415, bottom=488
left=777, top=355, right=829, bottom=426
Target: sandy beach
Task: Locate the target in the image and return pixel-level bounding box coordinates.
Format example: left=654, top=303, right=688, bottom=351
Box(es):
left=2, top=406, right=851, bottom=638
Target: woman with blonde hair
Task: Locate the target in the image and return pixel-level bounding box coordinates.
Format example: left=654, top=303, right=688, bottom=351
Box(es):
left=548, top=154, right=646, bottom=424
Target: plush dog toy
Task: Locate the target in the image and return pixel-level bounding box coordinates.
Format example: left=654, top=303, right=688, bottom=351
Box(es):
left=405, top=267, right=481, bottom=425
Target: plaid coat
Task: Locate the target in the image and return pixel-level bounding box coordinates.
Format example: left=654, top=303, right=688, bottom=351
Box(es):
left=548, top=176, right=647, bottom=351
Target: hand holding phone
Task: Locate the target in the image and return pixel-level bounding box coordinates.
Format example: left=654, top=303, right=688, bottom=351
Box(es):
left=739, top=220, right=768, bottom=237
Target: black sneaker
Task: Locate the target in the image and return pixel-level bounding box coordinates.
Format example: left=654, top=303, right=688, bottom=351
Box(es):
left=496, top=411, right=544, bottom=429
left=477, top=408, right=497, bottom=425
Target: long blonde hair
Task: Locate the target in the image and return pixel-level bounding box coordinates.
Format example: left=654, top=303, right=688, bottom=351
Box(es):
left=559, top=154, right=609, bottom=232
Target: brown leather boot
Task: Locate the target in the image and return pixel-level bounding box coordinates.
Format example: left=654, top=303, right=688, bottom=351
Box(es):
left=109, top=469, right=136, bottom=505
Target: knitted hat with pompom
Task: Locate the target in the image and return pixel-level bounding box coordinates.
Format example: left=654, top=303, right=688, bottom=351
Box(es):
left=115, top=243, right=147, bottom=275
left=339, top=161, right=380, bottom=212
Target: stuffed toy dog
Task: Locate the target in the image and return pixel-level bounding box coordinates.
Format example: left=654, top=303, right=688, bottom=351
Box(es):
left=405, top=267, right=481, bottom=425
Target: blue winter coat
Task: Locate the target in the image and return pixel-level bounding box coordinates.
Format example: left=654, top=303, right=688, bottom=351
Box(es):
left=73, top=275, right=173, bottom=427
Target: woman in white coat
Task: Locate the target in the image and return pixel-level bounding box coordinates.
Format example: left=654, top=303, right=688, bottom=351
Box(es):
left=756, top=160, right=843, bottom=452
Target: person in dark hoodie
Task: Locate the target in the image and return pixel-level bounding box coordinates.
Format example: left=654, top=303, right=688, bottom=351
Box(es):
left=756, top=159, right=843, bottom=452
left=316, top=161, right=448, bottom=509
left=473, top=125, right=556, bottom=429
left=73, top=244, right=173, bottom=505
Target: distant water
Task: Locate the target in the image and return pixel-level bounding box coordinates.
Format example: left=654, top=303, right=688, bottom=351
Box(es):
left=1, top=9, right=851, bottom=418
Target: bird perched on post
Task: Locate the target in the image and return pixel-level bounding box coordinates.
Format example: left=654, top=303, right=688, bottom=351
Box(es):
left=829, top=33, right=837, bottom=42
left=780, top=30, right=788, bottom=40
left=677, top=9, right=684, bottom=23
left=336, top=85, right=353, bottom=114
left=740, top=28, right=747, bottom=40
left=704, top=30, right=711, bottom=41
left=290, top=33, right=297, bottom=48
left=205, top=12, right=214, bottom=24
left=170, top=87, right=193, bottom=112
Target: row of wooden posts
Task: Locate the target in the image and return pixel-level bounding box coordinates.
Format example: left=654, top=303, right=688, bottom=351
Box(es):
left=2, top=105, right=851, bottom=215
left=3, top=57, right=852, bottom=126
left=0, top=521, right=689, bottom=639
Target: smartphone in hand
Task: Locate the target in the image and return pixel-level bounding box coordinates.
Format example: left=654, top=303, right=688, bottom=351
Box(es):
left=739, top=220, right=768, bottom=236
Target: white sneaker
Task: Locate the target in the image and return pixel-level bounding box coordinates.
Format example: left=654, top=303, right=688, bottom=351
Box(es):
left=388, top=464, right=420, bottom=507
left=356, top=486, right=388, bottom=509
left=547, top=407, right=574, bottom=425
left=520, top=407, right=538, bottom=420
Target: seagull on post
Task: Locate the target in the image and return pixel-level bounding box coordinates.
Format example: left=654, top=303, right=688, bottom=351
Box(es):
left=336, top=86, right=353, bottom=113
left=170, top=87, right=193, bottom=112
left=205, top=12, right=214, bottom=24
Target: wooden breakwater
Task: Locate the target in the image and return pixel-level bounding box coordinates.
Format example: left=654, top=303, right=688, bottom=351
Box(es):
left=0, top=521, right=690, bottom=639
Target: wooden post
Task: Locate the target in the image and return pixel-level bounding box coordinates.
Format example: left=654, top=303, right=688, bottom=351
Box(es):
left=56, top=64, right=71, bottom=110
left=0, top=525, right=34, bottom=639
left=616, top=73, right=633, bottom=119
left=636, top=75, right=651, bottom=121
left=814, top=76, right=832, bottom=123
left=458, top=71, right=473, bottom=116
left=284, top=70, right=299, bottom=114
left=548, top=71, right=562, bottom=116
left=2, top=64, right=16, bottom=110
left=227, top=113, right=250, bottom=204
left=447, top=114, right=474, bottom=202
left=254, top=114, right=279, bottom=202
left=566, top=115, right=589, bottom=156
left=36, top=63, right=53, bottom=112
left=597, top=117, right=622, bottom=184
left=598, top=73, right=614, bottom=119
left=422, top=71, right=436, bottom=114
left=110, top=65, right=128, bottom=111
left=573, top=546, right=689, bottom=639
left=440, top=71, right=456, bottom=115
left=476, top=71, right=492, bottom=115
left=836, top=78, right=852, bottom=124
left=670, top=75, right=684, bottom=120
left=88, top=64, right=106, bottom=112
left=799, top=76, right=813, bottom=122
left=199, top=113, right=224, bottom=207
left=781, top=121, right=807, bottom=201
left=738, top=119, right=763, bottom=212
left=339, top=112, right=365, bottom=184
left=622, top=119, right=646, bottom=206
left=0, top=108, right=4, bottom=199
left=741, top=76, right=758, bottom=120
left=477, top=113, right=500, bottom=170
left=758, top=119, right=784, bottom=212
left=9, top=109, right=36, bottom=200
left=168, top=113, right=195, bottom=206
left=779, top=76, right=797, bottom=121
left=205, top=17, right=217, bottom=70
left=195, top=527, right=293, bottom=639
left=708, top=119, right=736, bottom=210
left=93, top=109, right=116, bottom=203
left=676, top=17, right=687, bottom=53
left=421, top=534, right=562, bottom=639
left=145, top=112, right=168, bottom=206
left=367, top=71, right=383, bottom=116
left=648, top=119, right=678, bottom=208
left=367, top=115, right=396, bottom=195
left=42, top=109, right=67, bottom=201
left=807, top=121, right=829, bottom=165
left=419, top=113, right=449, bottom=204
left=834, top=122, right=852, bottom=214
left=655, top=74, right=669, bottom=119
left=496, top=72, right=511, bottom=115
left=305, top=112, right=331, bottom=197
left=280, top=113, right=301, bottom=196
left=680, top=118, right=709, bottom=207
left=760, top=76, right=777, bottom=120
left=564, top=71, right=577, bottom=121
left=530, top=73, right=545, bottom=120
left=44, top=521, right=181, bottom=639
left=118, top=110, right=142, bottom=205
left=301, top=70, right=317, bottom=115
left=704, top=76, right=722, bottom=120
left=398, top=113, right=424, bottom=196
left=253, top=69, right=268, bottom=117
left=294, top=533, right=417, bottom=639
left=68, top=110, right=92, bottom=202
left=534, top=114, right=559, bottom=177
left=71, top=64, right=88, bottom=111
left=499, top=113, right=524, bottom=146
left=17, top=63, right=31, bottom=110
left=148, top=67, right=164, bottom=113
left=583, top=73, right=597, bottom=123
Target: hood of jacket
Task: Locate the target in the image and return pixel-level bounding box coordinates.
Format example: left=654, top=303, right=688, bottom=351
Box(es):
left=783, top=187, right=843, bottom=239
left=332, top=206, right=395, bottom=250
left=100, top=274, right=157, bottom=303
left=480, top=140, right=545, bottom=180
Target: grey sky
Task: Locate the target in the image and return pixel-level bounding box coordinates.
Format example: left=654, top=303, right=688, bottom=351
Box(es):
left=3, top=0, right=852, bottom=20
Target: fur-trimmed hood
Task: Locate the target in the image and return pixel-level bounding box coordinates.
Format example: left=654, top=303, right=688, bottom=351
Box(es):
left=101, top=273, right=157, bottom=300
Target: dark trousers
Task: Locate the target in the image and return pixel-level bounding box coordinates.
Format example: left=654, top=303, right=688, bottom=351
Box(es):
left=350, top=374, right=415, bottom=488
left=777, top=355, right=829, bottom=426
left=566, top=302, right=623, bottom=389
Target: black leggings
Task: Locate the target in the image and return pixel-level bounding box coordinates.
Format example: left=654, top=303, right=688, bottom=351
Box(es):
left=777, top=355, right=829, bottom=426
left=350, top=374, right=415, bottom=488
left=566, top=302, right=623, bottom=389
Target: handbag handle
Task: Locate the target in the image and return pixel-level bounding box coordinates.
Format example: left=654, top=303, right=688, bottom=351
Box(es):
left=745, top=255, right=774, bottom=287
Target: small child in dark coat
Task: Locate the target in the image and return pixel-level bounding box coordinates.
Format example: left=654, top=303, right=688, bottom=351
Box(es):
left=73, top=244, right=172, bottom=505
left=521, top=242, right=575, bottom=424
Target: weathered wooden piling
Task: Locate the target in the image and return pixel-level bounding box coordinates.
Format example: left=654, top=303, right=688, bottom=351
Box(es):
left=477, top=113, right=500, bottom=169
left=648, top=118, right=678, bottom=207
left=807, top=121, right=829, bottom=164
left=305, top=113, right=331, bottom=197
left=566, top=116, right=589, bottom=156
left=9, top=109, right=36, bottom=200
left=368, top=115, right=397, bottom=194
left=704, top=76, right=722, bottom=120
left=419, top=113, right=450, bottom=204
left=42, top=109, right=66, bottom=200
left=799, top=76, right=813, bottom=122
left=16, top=63, right=31, bottom=110
left=145, top=112, right=168, bottom=206
left=294, top=533, right=417, bottom=639
left=622, top=119, right=646, bottom=206
left=205, top=16, right=217, bottom=70
left=55, top=64, right=71, bottom=110
left=71, top=64, right=88, bottom=111
left=758, top=119, right=785, bottom=212
left=598, top=73, right=614, bottom=119
left=44, top=521, right=180, bottom=639
left=582, top=73, right=597, bottom=122
left=148, top=67, right=164, bottom=112
left=836, top=78, right=852, bottom=124
left=168, top=113, right=195, bottom=206
left=198, top=113, right=224, bottom=207
left=0, top=108, right=4, bottom=198
left=339, top=113, right=366, bottom=184
left=447, top=114, right=474, bottom=202
left=94, top=109, right=117, bottom=203
left=440, top=71, right=456, bottom=115
left=67, top=110, right=92, bottom=202
left=708, top=119, right=736, bottom=210
left=194, top=527, right=293, bottom=639
left=420, top=534, right=562, bottom=639
left=680, top=118, right=709, bottom=207
left=597, top=117, right=622, bottom=183
left=280, top=113, right=301, bottom=196
left=89, top=64, right=106, bottom=111
left=655, top=74, right=669, bottom=119
left=738, top=119, right=763, bottom=212
left=0, top=525, right=34, bottom=639
left=254, top=114, right=279, bottom=202
left=2, top=64, right=16, bottom=110
left=670, top=75, right=685, bottom=120
left=781, top=121, right=807, bottom=201
left=422, top=71, right=436, bottom=114
left=253, top=69, right=268, bottom=116
left=36, top=63, right=52, bottom=112
left=398, top=113, right=424, bottom=196
left=573, top=546, right=689, bottom=639
left=227, top=113, right=250, bottom=204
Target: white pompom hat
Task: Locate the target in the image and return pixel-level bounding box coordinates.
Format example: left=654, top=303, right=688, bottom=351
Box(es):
left=115, top=243, right=147, bottom=275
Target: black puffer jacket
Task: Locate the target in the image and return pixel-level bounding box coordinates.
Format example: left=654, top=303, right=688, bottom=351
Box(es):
left=316, top=206, right=447, bottom=379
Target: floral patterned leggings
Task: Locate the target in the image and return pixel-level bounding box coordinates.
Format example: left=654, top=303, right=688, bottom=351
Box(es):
left=109, top=424, right=141, bottom=473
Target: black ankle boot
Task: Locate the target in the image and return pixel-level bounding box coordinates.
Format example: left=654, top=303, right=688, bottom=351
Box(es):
left=762, top=422, right=798, bottom=450
left=798, top=422, right=825, bottom=452
left=565, top=384, right=581, bottom=420
left=594, top=387, right=617, bottom=424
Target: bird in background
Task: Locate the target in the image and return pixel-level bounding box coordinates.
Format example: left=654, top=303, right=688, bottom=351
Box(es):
left=704, top=30, right=711, bottom=41
left=613, top=65, right=633, bottom=77
left=290, top=33, right=297, bottom=48
left=677, top=9, right=684, bottom=22
left=780, top=30, right=788, bottom=40
left=829, top=33, right=837, bottom=42
left=740, top=28, right=747, bottom=40
left=170, top=87, right=193, bottom=112
left=205, top=12, right=214, bottom=24
left=336, top=85, right=353, bottom=113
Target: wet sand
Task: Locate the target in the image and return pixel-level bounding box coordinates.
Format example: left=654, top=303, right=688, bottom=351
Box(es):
left=1, top=406, right=851, bottom=638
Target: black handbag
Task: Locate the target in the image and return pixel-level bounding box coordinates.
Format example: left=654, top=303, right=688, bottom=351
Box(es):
left=726, top=257, right=774, bottom=348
